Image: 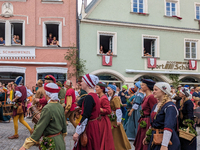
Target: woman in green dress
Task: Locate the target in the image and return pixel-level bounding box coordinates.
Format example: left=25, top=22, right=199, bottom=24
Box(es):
left=19, top=82, right=67, bottom=150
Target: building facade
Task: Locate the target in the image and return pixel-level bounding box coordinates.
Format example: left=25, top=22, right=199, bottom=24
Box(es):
left=79, top=0, right=200, bottom=87
left=0, top=0, right=77, bottom=86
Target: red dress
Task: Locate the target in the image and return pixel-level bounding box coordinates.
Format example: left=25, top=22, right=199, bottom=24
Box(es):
left=134, top=94, right=157, bottom=150
left=98, top=95, right=115, bottom=150
left=65, top=88, right=76, bottom=111
left=74, top=93, right=100, bottom=150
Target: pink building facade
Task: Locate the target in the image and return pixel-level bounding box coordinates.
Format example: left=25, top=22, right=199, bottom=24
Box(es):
left=0, top=0, right=77, bottom=87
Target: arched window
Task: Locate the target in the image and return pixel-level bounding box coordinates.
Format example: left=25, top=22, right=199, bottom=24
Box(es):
left=96, top=73, right=122, bottom=88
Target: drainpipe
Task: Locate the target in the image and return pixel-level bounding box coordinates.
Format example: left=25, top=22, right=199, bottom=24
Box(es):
left=76, top=0, right=80, bottom=80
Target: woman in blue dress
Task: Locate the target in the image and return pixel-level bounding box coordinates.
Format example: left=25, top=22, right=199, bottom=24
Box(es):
left=147, top=82, right=180, bottom=150
left=123, top=87, right=135, bottom=128
left=179, top=87, right=196, bottom=150
left=0, top=88, right=11, bottom=122
left=125, top=81, right=144, bottom=140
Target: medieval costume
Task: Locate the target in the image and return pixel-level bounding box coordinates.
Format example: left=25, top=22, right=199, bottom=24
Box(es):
left=108, top=84, right=131, bottom=150
left=65, top=80, right=77, bottom=128
left=179, top=87, right=196, bottom=150
left=8, top=76, right=32, bottom=139
left=123, top=88, right=135, bottom=128
left=21, top=82, right=67, bottom=150
left=73, top=74, right=100, bottom=150
left=126, top=82, right=144, bottom=141
left=0, top=89, right=11, bottom=122
left=97, top=83, right=115, bottom=150
left=147, top=82, right=180, bottom=150
left=134, top=79, right=157, bottom=150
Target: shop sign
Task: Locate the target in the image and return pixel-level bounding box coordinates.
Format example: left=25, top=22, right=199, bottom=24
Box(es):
left=0, top=47, right=35, bottom=59
left=147, top=60, right=196, bottom=71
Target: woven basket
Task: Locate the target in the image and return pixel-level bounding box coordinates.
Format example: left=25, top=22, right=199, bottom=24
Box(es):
left=179, top=127, right=196, bottom=141
left=3, top=103, right=13, bottom=116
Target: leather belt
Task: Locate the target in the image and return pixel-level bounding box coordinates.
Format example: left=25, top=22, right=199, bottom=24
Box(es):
left=47, top=132, right=62, bottom=138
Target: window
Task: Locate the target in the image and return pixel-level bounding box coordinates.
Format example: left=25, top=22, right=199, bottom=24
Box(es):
left=43, top=22, right=62, bottom=47
left=165, top=0, right=180, bottom=17
left=11, top=23, right=23, bottom=45
left=131, top=0, right=148, bottom=14
left=143, top=35, right=159, bottom=57
left=0, top=23, right=5, bottom=45
left=133, top=0, right=144, bottom=13
left=196, top=5, right=200, bottom=20
left=97, top=31, right=117, bottom=55
left=38, top=73, right=66, bottom=84
left=185, top=41, right=197, bottom=59
left=166, top=2, right=176, bottom=16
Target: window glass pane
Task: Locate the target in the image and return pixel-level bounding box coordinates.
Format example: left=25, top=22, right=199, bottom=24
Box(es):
left=166, top=2, right=170, bottom=7
left=192, top=42, right=196, bottom=48
left=139, top=9, right=143, bottom=13
left=197, top=6, right=199, bottom=11
left=133, top=8, right=138, bottom=12
left=139, top=4, right=143, bottom=8
left=186, top=48, right=190, bottom=53
left=186, top=53, right=190, bottom=58
left=171, top=3, right=176, bottom=8
left=134, top=0, right=137, bottom=2
left=139, top=0, right=143, bottom=3
left=185, top=42, right=190, bottom=47
left=192, top=53, right=196, bottom=58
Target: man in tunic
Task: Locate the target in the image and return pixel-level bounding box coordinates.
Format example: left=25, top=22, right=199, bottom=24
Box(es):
left=64, top=80, right=77, bottom=128
left=19, top=82, right=67, bottom=150
left=8, top=76, right=32, bottom=139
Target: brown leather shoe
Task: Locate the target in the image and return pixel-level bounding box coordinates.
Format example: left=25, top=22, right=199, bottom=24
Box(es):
left=8, top=134, right=19, bottom=139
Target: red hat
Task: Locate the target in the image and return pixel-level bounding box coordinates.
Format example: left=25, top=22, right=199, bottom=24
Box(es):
left=82, top=74, right=99, bottom=88
left=44, top=83, right=60, bottom=93
left=44, top=75, right=56, bottom=83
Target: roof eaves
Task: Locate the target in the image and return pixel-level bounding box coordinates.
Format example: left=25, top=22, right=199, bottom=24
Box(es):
left=85, top=0, right=99, bottom=13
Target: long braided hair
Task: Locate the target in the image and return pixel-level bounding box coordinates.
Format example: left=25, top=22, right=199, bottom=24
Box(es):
left=180, top=96, right=189, bottom=119
left=154, top=94, right=169, bottom=119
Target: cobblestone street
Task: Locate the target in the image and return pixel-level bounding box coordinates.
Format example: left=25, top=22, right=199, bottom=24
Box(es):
left=1, top=118, right=200, bottom=150
left=0, top=118, right=135, bottom=150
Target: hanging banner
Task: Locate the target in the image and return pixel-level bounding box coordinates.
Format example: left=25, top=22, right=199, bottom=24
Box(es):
left=147, top=58, right=156, bottom=68
left=102, top=55, right=112, bottom=66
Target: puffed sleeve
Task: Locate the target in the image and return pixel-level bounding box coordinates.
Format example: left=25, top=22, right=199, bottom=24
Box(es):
left=23, top=107, right=51, bottom=149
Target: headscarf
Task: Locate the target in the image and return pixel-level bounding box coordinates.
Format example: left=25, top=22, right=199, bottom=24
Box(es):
left=107, top=84, right=117, bottom=92
left=97, top=82, right=107, bottom=93
left=180, top=87, right=192, bottom=99
left=154, top=82, right=172, bottom=96
left=129, top=88, right=135, bottom=94
left=82, top=74, right=99, bottom=88
left=135, top=81, right=141, bottom=89
left=44, top=83, right=61, bottom=103
left=142, top=79, right=155, bottom=91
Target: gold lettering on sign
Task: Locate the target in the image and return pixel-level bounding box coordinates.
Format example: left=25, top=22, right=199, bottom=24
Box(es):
left=156, top=61, right=189, bottom=71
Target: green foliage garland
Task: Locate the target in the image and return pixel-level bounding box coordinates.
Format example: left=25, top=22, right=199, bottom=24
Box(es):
left=145, top=129, right=152, bottom=143
left=169, top=74, right=181, bottom=89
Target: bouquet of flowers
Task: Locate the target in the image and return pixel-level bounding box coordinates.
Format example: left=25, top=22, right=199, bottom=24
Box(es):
left=108, top=111, right=117, bottom=121
left=40, top=137, right=56, bottom=150
left=13, top=103, right=19, bottom=109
